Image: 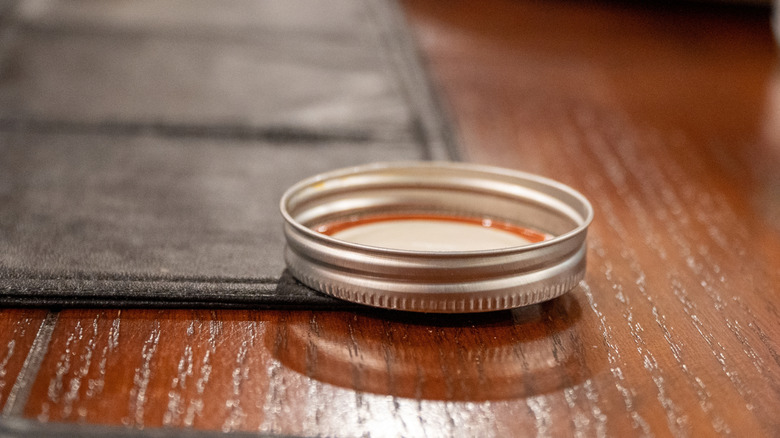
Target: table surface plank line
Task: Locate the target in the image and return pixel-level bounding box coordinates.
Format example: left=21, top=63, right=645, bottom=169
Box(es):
left=2, top=311, right=58, bottom=418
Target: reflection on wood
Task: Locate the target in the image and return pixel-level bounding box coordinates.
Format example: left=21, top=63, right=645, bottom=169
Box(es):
left=272, top=295, right=591, bottom=401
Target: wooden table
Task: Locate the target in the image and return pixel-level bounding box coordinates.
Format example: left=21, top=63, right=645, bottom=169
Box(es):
left=2, top=0, right=780, bottom=436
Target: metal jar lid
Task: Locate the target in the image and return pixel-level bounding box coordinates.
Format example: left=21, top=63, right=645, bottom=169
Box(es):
left=279, top=161, right=593, bottom=313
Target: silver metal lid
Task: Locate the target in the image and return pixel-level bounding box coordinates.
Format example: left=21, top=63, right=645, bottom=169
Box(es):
left=280, top=162, right=593, bottom=313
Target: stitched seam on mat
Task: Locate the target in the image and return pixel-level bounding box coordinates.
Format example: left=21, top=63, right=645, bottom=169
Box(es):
left=0, top=118, right=410, bottom=144
left=0, top=281, right=282, bottom=295
left=0, top=269, right=280, bottom=285
left=366, top=0, right=462, bottom=162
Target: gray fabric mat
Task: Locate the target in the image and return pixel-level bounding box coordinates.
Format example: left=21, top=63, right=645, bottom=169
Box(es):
left=0, top=0, right=458, bottom=309
left=0, top=0, right=412, bottom=139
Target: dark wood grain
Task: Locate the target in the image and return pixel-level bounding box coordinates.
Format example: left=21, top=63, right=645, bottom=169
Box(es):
left=2, top=0, right=780, bottom=437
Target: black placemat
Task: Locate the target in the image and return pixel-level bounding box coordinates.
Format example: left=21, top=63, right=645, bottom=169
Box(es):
left=0, top=0, right=458, bottom=309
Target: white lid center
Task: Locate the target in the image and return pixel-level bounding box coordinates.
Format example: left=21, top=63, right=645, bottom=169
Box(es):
left=330, top=219, right=533, bottom=251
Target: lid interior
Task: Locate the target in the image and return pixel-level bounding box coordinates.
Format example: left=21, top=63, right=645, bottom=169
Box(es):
left=284, top=167, right=590, bottom=243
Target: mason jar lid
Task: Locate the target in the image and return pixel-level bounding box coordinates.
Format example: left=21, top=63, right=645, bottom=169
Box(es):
left=279, top=162, right=593, bottom=313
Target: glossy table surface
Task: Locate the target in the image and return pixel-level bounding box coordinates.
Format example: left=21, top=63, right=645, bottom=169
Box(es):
left=2, top=0, right=780, bottom=437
